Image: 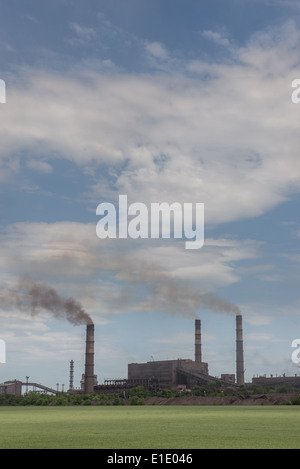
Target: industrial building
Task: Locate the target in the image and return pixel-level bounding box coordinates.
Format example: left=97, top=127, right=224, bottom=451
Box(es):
left=127, top=317, right=243, bottom=389
left=4, top=310, right=300, bottom=396
left=252, top=375, right=300, bottom=388
left=1, top=315, right=246, bottom=395
left=128, top=319, right=210, bottom=389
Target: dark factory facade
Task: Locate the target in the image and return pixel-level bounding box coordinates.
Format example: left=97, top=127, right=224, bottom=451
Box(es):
left=127, top=317, right=246, bottom=389
left=128, top=319, right=212, bottom=389
left=128, top=358, right=209, bottom=389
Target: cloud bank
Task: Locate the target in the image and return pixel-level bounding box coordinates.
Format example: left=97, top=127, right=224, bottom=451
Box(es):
left=1, top=21, right=300, bottom=227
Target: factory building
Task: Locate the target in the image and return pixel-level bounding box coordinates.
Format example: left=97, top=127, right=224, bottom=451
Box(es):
left=0, top=380, right=22, bottom=395
left=127, top=319, right=236, bottom=389
left=252, top=375, right=300, bottom=388
left=1, top=314, right=248, bottom=395
left=128, top=358, right=209, bottom=389
left=4, top=312, right=300, bottom=394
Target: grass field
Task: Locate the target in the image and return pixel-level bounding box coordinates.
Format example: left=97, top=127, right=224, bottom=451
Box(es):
left=0, top=405, right=300, bottom=449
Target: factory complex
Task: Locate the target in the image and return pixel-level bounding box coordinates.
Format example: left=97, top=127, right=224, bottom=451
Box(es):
left=1, top=314, right=300, bottom=396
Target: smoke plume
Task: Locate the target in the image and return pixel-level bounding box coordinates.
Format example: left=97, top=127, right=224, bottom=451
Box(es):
left=0, top=248, right=240, bottom=321
left=4, top=280, right=93, bottom=325
left=105, top=253, right=241, bottom=317
left=27, top=282, right=93, bottom=325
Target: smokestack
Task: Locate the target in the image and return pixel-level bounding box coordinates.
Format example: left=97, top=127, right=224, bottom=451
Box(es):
left=195, top=319, right=202, bottom=363
left=84, top=323, right=95, bottom=394
left=236, top=314, right=244, bottom=386
left=69, top=360, right=74, bottom=391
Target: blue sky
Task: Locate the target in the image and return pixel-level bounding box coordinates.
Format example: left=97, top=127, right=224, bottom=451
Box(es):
left=1, top=0, right=300, bottom=389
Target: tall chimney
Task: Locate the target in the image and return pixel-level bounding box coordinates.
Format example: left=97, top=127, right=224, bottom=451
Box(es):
left=69, top=360, right=74, bottom=390
left=236, top=315, right=244, bottom=386
left=84, top=323, right=95, bottom=394
left=195, top=319, right=202, bottom=363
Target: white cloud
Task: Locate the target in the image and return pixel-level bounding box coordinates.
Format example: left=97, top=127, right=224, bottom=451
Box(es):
left=26, top=159, right=53, bottom=173
left=2, top=21, right=300, bottom=225
left=202, top=29, right=231, bottom=48
left=258, top=0, right=300, bottom=8
left=145, top=41, right=170, bottom=59
left=69, top=22, right=97, bottom=44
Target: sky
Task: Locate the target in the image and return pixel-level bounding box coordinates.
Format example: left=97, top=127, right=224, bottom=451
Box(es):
left=1, top=0, right=300, bottom=390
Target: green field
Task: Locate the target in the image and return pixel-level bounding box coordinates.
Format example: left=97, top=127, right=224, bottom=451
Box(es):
left=0, top=405, right=300, bottom=449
